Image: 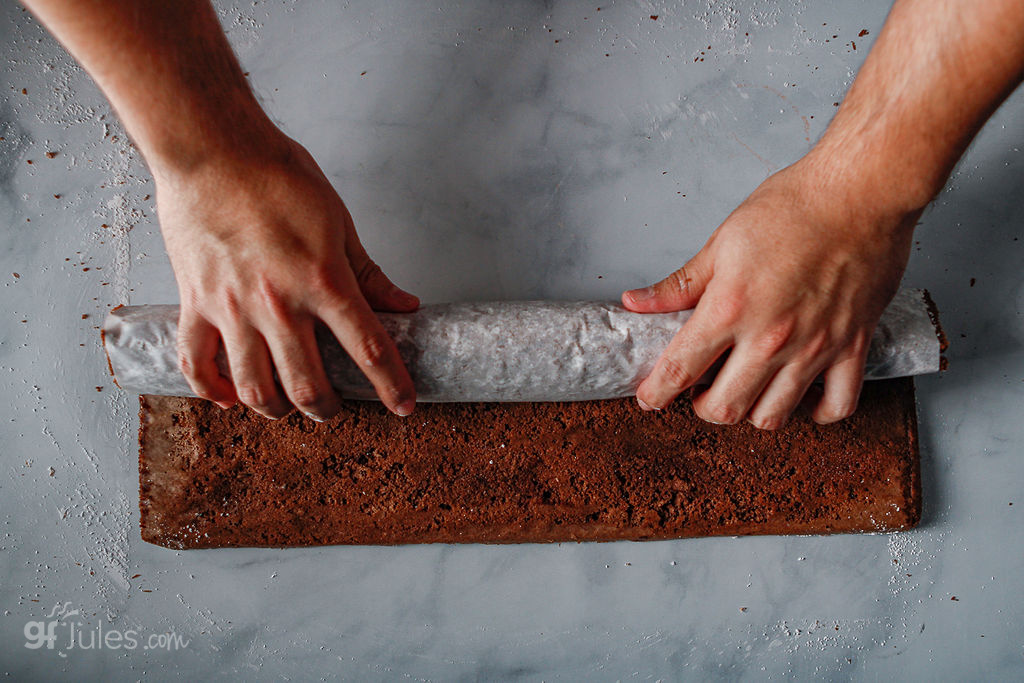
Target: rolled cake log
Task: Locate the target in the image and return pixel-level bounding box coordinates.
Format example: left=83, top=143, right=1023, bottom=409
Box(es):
left=104, top=288, right=944, bottom=402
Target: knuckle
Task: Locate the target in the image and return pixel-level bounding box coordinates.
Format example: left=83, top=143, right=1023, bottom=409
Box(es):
left=376, top=385, right=405, bottom=408
left=658, top=357, right=694, bottom=390
left=221, top=289, right=244, bottom=322
left=318, top=282, right=357, bottom=314
left=287, top=379, right=327, bottom=410
left=235, top=383, right=272, bottom=410
left=667, top=267, right=691, bottom=295
left=756, top=320, right=796, bottom=356
left=710, top=295, right=744, bottom=327
left=354, top=331, right=393, bottom=368
left=176, top=350, right=225, bottom=400
left=177, top=350, right=199, bottom=380
left=310, top=264, right=342, bottom=299
left=255, top=276, right=293, bottom=323
left=355, top=259, right=384, bottom=288
left=845, top=330, right=871, bottom=358
left=795, top=329, right=830, bottom=362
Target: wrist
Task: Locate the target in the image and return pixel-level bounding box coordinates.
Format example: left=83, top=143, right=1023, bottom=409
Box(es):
left=802, top=107, right=955, bottom=220
left=141, top=96, right=293, bottom=184
left=758, top=150, right=922, bottom=251
left=797, top=135, right=938, bottom=226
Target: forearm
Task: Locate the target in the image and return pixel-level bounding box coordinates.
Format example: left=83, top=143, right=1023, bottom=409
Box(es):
left=808, top=0, right=1024, bottom=216
left=21, top=0, right=284, bottom=177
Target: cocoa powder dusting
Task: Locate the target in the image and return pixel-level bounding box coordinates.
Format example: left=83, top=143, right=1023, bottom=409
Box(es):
left=138, top=379, right=922, bottom=549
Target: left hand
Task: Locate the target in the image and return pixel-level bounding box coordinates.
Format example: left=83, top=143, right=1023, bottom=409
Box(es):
left=622, top=157, right=918, bottom=429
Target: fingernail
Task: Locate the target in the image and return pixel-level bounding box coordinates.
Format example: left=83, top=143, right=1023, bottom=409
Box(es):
left=627, top=287, right=656, bottom=302
left=303, top=411, right=327, bottom=423
left=215, top=401, right=233, bottom=410
left=394, top=400, right=416, bottom=417
left=637, top=397, right=660, bottom=412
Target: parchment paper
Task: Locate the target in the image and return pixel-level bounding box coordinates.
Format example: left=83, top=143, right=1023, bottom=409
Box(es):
left=102, top=288, right=941, bottom=402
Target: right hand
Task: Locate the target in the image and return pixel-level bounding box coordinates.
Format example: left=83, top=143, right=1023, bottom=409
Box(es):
left=156, top=134, right=419, bottom=421
left=622, top=158, right=917, bottom=430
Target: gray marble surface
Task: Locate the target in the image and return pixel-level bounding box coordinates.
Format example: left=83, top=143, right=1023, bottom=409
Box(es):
left=1, top=0, right=1022, bottom=679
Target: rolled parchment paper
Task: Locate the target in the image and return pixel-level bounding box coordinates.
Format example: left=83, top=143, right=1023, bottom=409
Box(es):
left=101, top=288, right=942, bottom=402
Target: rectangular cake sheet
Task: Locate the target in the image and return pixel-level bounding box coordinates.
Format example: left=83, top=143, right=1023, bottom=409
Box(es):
left=138, top=378, right=921, bottom=548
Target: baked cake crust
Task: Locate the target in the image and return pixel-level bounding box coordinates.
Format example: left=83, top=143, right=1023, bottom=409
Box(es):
left=139, top=378, right=921, bottom=549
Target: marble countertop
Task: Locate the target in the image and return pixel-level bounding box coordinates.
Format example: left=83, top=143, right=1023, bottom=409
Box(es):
left=1, top=0, right=1022, bottom=679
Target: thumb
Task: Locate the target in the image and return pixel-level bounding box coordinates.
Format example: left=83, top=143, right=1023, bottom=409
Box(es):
left=354, top=258, right=420, bottom=313
left=622, top=250, right=712, bottom=313
left=345, top=227, right=420, bottom=313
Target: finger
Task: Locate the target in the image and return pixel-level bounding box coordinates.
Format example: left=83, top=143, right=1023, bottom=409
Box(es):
left=690, top=341, right=780, bottom=425
left=812, top=352, right=866, bottom=424
left=344, top=229, right=419, bottom=313
left=622, top=249, right=712, bottom=313
left=745, top=361, right=823, bottom=431
left=176, top=310, right=236, bottom=409
left=221, top=320, right=291, bottom=419
left=261, top=316, right=342, bottom=422
left=355, top=258, right=420, bottom=312
left=317, top=295, right=416, bottom=416
left=636, top=309, right=732, bottom=410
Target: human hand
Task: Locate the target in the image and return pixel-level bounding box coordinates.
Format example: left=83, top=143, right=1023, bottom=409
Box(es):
left=622, top=158, right=918, bottom=429
left=157, top=134, right=419, bottom=421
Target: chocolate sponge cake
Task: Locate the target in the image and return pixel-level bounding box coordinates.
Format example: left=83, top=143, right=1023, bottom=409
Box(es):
left=138, top=378, right=921, bottom=549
